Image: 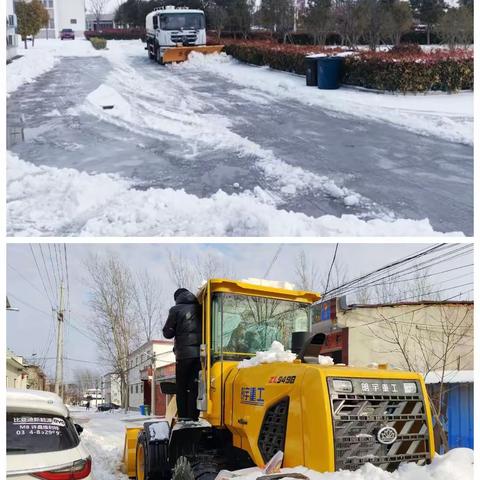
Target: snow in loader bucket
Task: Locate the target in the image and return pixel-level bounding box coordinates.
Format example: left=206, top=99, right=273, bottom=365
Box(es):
left=162, top=44, right=224, bottom=63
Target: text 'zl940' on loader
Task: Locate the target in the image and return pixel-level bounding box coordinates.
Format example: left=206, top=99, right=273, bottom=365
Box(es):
left=145, top=6, right=224, bottom=64
left=123, top=279, right=435, bottom=480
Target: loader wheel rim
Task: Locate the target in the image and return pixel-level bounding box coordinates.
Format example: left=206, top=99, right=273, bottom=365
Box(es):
left=137, top=443, right=145, bottom=480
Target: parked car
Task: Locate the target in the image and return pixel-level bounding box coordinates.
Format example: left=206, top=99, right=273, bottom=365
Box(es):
left=96, top=402, right=120, bottom=412
left=6, top=389, right=92, bottom=479
left=60, top=28, right=75, bottom=40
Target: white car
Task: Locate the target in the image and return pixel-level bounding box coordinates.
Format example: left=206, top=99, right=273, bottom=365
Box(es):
left=6, top=389, right=93, bottom=479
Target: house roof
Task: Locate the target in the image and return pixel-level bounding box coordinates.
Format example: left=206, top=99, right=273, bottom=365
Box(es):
left=348, top=300, right=473, bottom=309
left=424, top=370, right=474, bottom=384
left=129, top=339, right=173, bottom=357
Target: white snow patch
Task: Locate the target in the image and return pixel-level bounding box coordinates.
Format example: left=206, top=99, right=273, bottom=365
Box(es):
left=180, top=51, right=473, bottom=145
left=149, top=421, right=170, bottom=441
left=85, top=84, right=132, bottom=118
left=7, top=152, right=464, bottom=237
left=318, top=355, right=335, bottom=366
left=223, top=448, right=473, bottom=480
left=237, top=341, right=297, bottom=369
left=424, top=370, right=474, bottom=384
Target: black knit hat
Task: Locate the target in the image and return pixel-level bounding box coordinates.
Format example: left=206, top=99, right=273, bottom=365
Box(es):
left=174, top=288, right=189, bottom=301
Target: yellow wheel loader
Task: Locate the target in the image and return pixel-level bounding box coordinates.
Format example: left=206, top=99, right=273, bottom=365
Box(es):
left=123, top=279, right=435, bottom=480
left=145, top=6, right=223, bottom=64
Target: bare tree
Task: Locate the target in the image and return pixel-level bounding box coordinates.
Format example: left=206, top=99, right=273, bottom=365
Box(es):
left=368, top=303, right=473, bottom=451
left=133, top=270, right=164, bottom=343
left=74, top=367, right=100, bottom=393
left=167, top=249, right=234, bottom=293
left=295, top=249, right=320, bottom=291
left=85, top=254, right=140, bottom=410
left=89, top=0, right=109, bottom=31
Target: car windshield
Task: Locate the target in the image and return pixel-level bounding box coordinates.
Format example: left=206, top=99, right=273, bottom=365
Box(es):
left=159, top=13, right=205, bottom=30
left=211, top=293, right=310, bottom=359
left=62, top=29, right=73, bottom=32
left=6, top=413, right=80, bottom=454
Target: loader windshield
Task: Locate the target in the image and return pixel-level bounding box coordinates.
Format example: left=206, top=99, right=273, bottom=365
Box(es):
left=211, top=293, right=310, bottom=360
left=160, top=13, right=205, bottom=30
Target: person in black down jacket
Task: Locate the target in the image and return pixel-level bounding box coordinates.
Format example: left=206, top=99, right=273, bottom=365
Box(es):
left=163, top=288, right=202, bottom=421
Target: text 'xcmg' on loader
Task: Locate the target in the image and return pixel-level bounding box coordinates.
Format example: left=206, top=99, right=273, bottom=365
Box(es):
left=123, top=279, right=435, bottom=480
left=145, top=6, right=224, bottom=64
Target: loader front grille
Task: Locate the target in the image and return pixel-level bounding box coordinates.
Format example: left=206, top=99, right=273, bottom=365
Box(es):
left=327, top=378, right=431, bottom=472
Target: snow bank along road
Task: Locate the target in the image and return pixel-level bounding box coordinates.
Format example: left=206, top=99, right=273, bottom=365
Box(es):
left=71, top=410, right=473, bottom=480
left=7, top=40, right=472, bottom=236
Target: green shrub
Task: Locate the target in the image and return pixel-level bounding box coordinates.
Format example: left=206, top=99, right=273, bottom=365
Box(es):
left=90, top=37, right=107, bottom=50
left=84, top=28, right=145, bottom=40
left=343, top=53, right=473, bottom=92
left=224, top=41, right=473, bottom=92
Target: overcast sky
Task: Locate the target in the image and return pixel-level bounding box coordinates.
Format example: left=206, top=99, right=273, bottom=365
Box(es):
left=6, top=243, right=472, bottom=383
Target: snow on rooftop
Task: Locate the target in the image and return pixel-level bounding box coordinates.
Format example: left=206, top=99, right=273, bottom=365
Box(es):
left=424, top=370, right=474, bottom=384
left=241, top=278, right=297, bottom=290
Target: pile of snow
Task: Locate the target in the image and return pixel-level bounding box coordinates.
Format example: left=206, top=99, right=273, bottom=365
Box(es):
left=222, top=448, right=473, bottom=480
left=318, top=355, right=335, bottom=366
left=70, top=410, right=135, bottom=480
left=179, top=52, right=473, bottom=145
left=7, top=39, right=99, bottom=94
left=85, top=84, right=132, bottom=118
left=237, top=341, right=297, bottom=369
left=7, top=153, right=462, bottom=237
left=149, top=421, right=170, bottom=441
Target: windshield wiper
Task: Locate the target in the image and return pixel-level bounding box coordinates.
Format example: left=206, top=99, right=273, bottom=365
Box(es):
left=7, top=447, right=27, bottom=452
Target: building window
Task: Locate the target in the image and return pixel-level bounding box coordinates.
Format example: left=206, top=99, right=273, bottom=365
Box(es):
left=130, top=385, right=133, bottom=394
left=71, top=19, right=77, bottom=24
left=48, top=18, right=55, bottom=29
left=7, top=15, right=16, bottom=27
left=135, top=384, right=138, bottom=394
left=141, top=383, right=143, bottom=393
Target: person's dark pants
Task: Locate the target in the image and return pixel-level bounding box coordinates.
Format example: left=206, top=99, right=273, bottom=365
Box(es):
left=176, top=357, right=201, bottom=420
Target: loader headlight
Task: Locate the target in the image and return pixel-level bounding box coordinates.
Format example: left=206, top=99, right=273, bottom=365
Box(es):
left=332, top=379, right=353, bottom=393
left=403, top=382, right=417, bottom=394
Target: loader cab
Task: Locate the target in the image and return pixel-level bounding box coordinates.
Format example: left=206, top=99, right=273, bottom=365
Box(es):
left=197, top=279, right=321, bottom=425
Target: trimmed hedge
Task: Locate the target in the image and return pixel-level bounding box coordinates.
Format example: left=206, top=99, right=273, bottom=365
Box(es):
left=84, top=28, right=145, bottom=40
left=223, top=41, right=473, bottom=92
left=89, top=37, right=107, bottom=50
left=343, top=52, right=473, bottom=92
left=224, top=41, right=343, bottom=75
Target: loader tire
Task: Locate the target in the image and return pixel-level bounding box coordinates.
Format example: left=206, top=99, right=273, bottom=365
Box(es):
left=172, top=456, right=219, bottom=480
left=136, top=432, right=164, bottom=480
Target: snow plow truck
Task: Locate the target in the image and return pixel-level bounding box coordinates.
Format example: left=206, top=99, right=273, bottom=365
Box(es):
left=123, top=279, right=435, bottom=480
left=145, top=6, right=224, bottom=64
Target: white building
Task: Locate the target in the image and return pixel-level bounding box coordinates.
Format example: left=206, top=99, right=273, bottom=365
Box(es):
left=102, top=373, right=122, bottom=405
left=6, top=0, right=18, bottom=61
left=127, top=340, right=175, bottom=410
left=6, top=350, right=28, bottom=389
left=35, top=0, right=86, bottom=39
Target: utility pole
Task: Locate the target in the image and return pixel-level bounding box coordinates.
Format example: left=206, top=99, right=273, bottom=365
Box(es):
left=54, top=282, right=65, bottom=400
left=151, top=352, right=156, bottom=416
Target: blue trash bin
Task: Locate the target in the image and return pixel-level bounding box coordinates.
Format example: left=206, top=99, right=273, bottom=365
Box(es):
left=317, top=56, right=344, bottom=90
left=139, top=405, right=145, bottom=415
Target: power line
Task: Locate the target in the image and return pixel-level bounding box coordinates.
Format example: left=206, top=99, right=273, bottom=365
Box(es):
left=323, top=243, right=339, bottom=295
left=321, top=244, right=472, bottom=301
left=264, top=244, right=283, bottom=278
left=29, top=245, right=56, bottom=309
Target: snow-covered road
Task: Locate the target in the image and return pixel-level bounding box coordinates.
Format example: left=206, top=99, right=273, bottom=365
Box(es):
left=6, top=40, right=473, bottom=236
left=70, top=409, right=473, bottom=480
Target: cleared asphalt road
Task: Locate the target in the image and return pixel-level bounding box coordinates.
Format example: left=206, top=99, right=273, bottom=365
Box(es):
left=7, top=55, right=473, bottom=234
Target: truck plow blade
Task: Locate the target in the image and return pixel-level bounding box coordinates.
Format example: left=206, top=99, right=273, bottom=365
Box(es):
left=162, top=45, right=224, bottom=63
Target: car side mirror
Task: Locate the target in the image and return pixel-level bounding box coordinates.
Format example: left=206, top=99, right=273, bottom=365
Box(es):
left=75, top=424, right=84, bottom=435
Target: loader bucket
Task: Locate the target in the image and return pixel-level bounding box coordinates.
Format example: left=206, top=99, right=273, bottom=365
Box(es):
left=162, top=45, right=224, bottom=64
left=122, top=426, right=143, bottom=477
